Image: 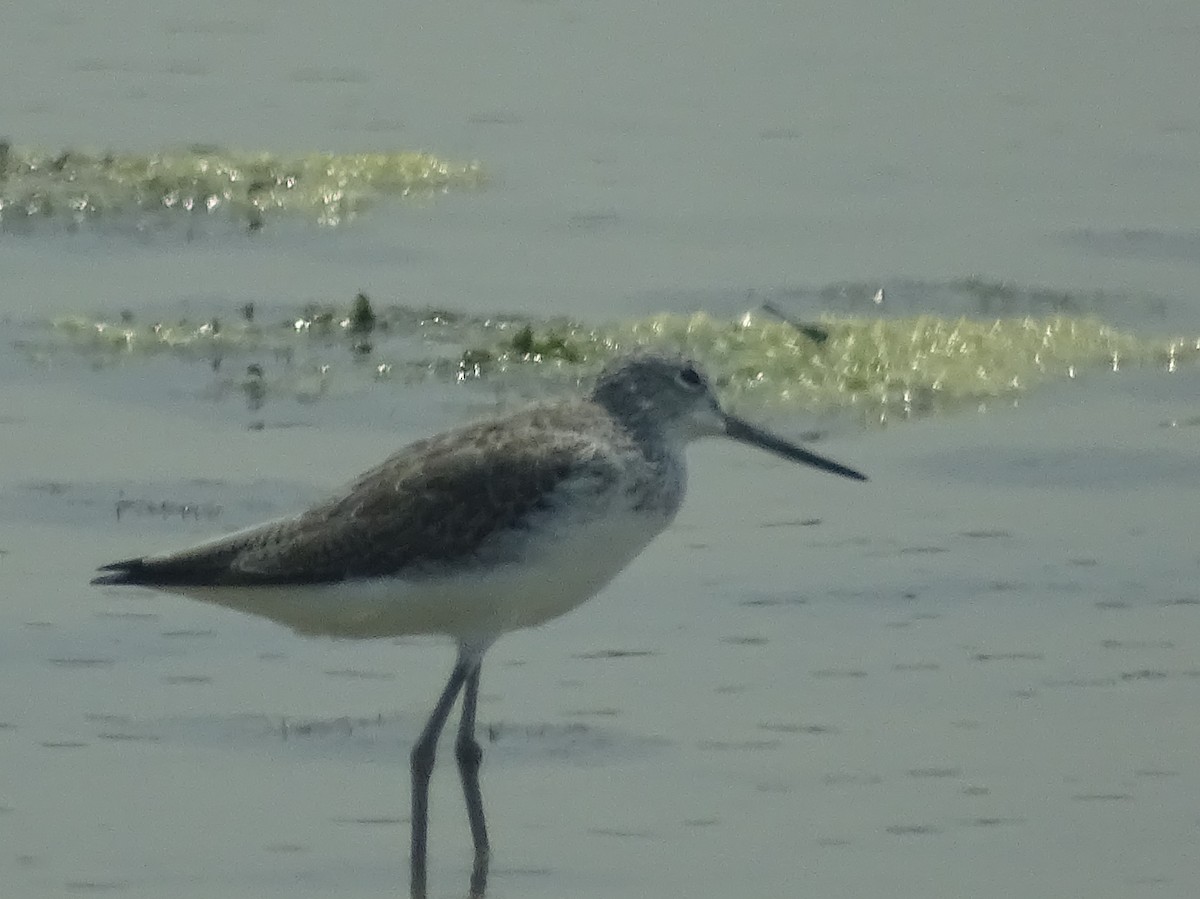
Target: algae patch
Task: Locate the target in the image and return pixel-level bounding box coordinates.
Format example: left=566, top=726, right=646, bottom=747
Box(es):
left=30, top=296, right=1200, bottom=421
left=0, top=143, right=484, bottom=229
left=459, top=310, right=1198, bottom=420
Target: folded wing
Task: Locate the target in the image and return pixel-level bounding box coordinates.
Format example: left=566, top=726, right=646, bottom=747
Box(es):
left=94, top=406, right=616, bottom=588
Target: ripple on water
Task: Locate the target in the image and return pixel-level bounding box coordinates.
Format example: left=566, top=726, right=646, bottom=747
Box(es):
left=571, top=649, right=656, bottom=659
left=64, top=881, right=130, bottom=893
left=696, top=739, right=781, bottom=752
left=72, top=711, right=669, bottom=769
left=1119, top=669, right=1169, bottom=681
left=885, top=823, right=942, bottom=836
left=757, top=721, right=838, bottom=735
left=893, top=661, right=940, bottom=671
left=907, top=767, right=962, bottom=779
left=961, top=816, right=1025, bottom=828
left=48, top=658, right=116, bottom=669
left=969, top=651, right=1044, bottom=662
left=738, top=591, right=808, bottom=607
left=321, top=668, right=397, bottom=680
left=161, top=674, right=212, bottom=685
left=822, top=771, right=883, bottom=787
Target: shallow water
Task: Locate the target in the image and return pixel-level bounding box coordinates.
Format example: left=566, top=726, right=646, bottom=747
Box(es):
left=1, top=0, right=1199, bottom=897
left=4, top=373, right=1200, bottom=898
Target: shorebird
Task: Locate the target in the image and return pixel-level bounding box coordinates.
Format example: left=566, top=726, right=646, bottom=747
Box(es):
left=92, top=352, right=866, bottom=898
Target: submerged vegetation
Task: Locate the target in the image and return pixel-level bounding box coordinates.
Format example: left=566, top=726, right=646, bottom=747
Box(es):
left=26, top=292, right=1200, bottom=423
left=8, top=143, right=1185, bottom=422
left=0, top=143, right=485, bottom=229
left=9, top=143, right=1189, bottom=431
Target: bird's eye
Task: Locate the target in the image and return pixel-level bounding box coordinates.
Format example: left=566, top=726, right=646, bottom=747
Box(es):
left=678, top=365, right=703, bottom=389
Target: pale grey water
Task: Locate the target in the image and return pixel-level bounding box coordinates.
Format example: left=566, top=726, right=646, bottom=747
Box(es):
left=2, top=2, right=1200, bottom=898
left=1, top=0, right=1199, bottom=323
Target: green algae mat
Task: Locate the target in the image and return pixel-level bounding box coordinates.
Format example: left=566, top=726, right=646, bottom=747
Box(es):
left=30, top=294, right=1200, bottom=422
left=4, top=144, right=1194, bottom=420
left=0, top=144, right=484, bottom=228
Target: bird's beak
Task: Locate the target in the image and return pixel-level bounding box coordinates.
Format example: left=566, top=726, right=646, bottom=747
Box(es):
left=723, top=413, right=868, bottom=481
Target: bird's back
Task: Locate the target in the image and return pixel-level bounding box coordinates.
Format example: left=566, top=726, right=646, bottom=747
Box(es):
left=94, top=398, right=681, bottom=591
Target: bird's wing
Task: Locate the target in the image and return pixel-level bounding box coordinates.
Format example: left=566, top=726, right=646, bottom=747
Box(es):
left=95, top=405, right=623, bottom=587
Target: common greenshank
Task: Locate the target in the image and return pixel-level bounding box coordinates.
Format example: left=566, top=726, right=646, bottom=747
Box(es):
left=93, top=352, right=866, bottom=898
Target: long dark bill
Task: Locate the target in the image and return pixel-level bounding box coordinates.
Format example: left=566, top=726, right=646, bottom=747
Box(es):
left=724, top=414, right=868, bottom=482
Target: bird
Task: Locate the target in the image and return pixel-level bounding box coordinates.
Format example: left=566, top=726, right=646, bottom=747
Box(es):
left=92, top=351, right=867, bottom=898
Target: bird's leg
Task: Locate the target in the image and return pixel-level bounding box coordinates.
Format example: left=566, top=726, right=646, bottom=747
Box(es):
left=455, top=663, right=489, bottom=897
left=411, top=661, right=469, bottom=899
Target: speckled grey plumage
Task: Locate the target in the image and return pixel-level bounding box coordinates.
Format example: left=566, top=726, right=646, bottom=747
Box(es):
left=93, top=354, right=719, bottom=589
